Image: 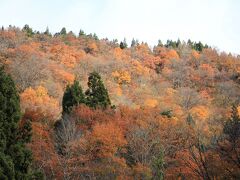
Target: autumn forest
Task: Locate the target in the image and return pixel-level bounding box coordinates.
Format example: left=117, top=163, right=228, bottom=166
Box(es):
left=0, top=25, right=240, bottom=179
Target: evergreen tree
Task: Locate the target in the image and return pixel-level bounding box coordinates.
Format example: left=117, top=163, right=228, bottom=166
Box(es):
left=22, top=24, right=34, bottom=37
left=44, top=26, right=51, bottom=37
left=176, top=39, right=181, bottom=48
left=60, top=27, right=67, bottom=36
left=85, top=72, right=111, bottom=109
left=204, top=44, right=209, bottom=49
left=135, top=39, right=139, bottom=46
left=187, top=39, right=193, bottom=48
left=62, top=80, right=85, bottom=114
left=79, top=29, right=85, bottom=36
left=0, top=67, right=41, bottom=179
left=131, top=38, right=136, bottom=47
left=93, top=33, right=99, bottom=40
left=194, top=41, right=204, bottom=52
left=165, top=39, right=177, bottom=48
left=157, top=39, right=163, bottom=47
left=120, top=38, right=128, bottom=49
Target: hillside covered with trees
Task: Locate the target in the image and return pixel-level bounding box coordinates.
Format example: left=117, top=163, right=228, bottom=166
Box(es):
left=0, top=25, right=240, bottom=179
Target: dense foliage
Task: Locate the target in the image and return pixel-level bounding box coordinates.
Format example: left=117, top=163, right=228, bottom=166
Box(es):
left=0, top=25, right=240, bottom=179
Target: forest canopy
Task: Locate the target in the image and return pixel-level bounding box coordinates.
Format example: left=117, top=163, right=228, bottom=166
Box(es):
left=0, top=25, right=240, bottom=179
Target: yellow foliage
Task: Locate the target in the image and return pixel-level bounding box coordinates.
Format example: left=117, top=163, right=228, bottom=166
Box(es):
left=20, top=86, right=61, bottom=122
left=112, top=70, right=131, bottom=84
left=113, top=47, right=129, bottom=61
left=132, top=61, right=149, bottom=75
left=34, top=86, right=47, bottom=97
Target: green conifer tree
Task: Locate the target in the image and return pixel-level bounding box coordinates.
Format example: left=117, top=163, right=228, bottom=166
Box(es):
left=120, top=38, right=128, bottom=49
left=0, top=66, right=41, bottom=179
left=60, top=27, right=67, bottom=36
left=44, top=26, right=51, bottom=37
left=85, top=72, right=111, bottom=109
left=131, top=38, right=136, bottom=47
left=79, top=29, right=85, bottom=37
left=62, top=80, right=85, bottom=114
left=22, top=24, right=34, bottom=37
left=157, top=39, right=163, bottom=47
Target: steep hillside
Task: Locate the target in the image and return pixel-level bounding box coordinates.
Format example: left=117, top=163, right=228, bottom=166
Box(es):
left=0, top=26, right=240, bottom=179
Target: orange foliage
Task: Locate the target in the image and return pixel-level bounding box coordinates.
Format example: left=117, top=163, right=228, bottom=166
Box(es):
left=88, top=42, right=98, bottom=53
left=154, top=47, right=179, bottom=60
left=167, top=49, right=180, bottom=60
left=113, top=47, right=130, bottom=60
left=190, top=105, right=209, bottom=121
left=54, top=69, right=75, bottom=84
left=132, top=60, right=150, bottom=75
left=48, top=64, right=75, bottom=84
left=68, top=121, right=128, bottom=178
left=115, top=84, right=123, bottom=96
left=29, top=122, right=62, bottom=178
left=135, top=43, right=151, bottom=55
left=87, top=122, right=127, bottom=158
left=2, top=27, right=239, bottom=179
left=12, top=42, right=45, bottom=58
left=191, top=50, right=200, bottom=59
left=20, top=86, right=61, bottom=122
left=144, top=98, right=158, bottom=108
left=0, top=30, right=16, bottom=39
left=199, top=63, right=215, bottom=77
left=49, top=44, right=86, bottom=68
left=72, top=105, right=123, bottom=130
left=132, top=163, right=152, bottom=179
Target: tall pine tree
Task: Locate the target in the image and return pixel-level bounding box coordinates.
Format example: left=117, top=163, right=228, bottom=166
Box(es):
left=0, top=67, right=41, bottom=179
left=85, top=72, right=111, bottom=109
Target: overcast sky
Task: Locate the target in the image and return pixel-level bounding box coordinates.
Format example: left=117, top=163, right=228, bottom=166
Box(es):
left=0, top=0, right=239, bottom=54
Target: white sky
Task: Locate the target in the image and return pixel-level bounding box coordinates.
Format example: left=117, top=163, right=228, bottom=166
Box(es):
left=0, top=0, right=239, bottom=54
